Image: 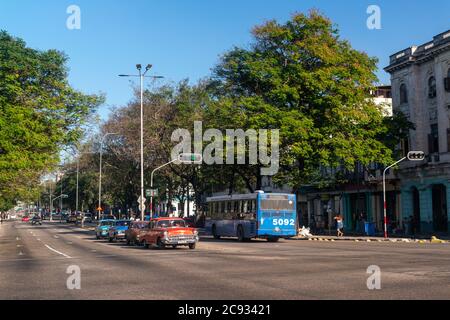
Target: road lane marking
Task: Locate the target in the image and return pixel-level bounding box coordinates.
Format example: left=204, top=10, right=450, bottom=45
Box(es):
left=44, top=244, right=72, bottom=259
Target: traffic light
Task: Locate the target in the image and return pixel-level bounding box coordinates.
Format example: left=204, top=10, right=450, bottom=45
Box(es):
left=178, top=153, right=203, bottom=164
left=407, top=151, right=425, bottom=161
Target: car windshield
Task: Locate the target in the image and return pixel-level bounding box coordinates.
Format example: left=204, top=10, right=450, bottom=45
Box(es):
left=100, top=221, right=113, bottom=226
left=156, top=220, right=186, bottom=228
left=115, top=221, right=130, bottom=227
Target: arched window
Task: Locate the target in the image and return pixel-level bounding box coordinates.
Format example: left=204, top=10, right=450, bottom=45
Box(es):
left=400, top=84, right=408, bottom=104
left=428, top=76, right=436, bottom=98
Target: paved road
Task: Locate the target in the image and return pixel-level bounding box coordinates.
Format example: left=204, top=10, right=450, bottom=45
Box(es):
left=0, top=220, right=449, bottom=300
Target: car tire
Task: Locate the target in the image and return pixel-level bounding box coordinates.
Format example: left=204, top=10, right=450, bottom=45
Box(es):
left=189, top=243, right=196, bottom=250
left=212, top=225, right=220, bottom=240
left=126, top=239, right=131, bottom=246
left=237, top=226, right=245, bottom=242
left=172, top=245, right=177, bottom=249
left=156, top=238, right=165, bottom=250
left=267, top=237, right=280, bottom=243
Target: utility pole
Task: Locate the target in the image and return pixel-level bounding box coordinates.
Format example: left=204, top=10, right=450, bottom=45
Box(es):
left=119, top=65, right=164, bottom=221
left=383, top=151, right=425, bottom=238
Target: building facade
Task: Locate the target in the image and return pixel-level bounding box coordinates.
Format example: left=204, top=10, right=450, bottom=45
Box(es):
left=385, top=30, right=450, bottom=235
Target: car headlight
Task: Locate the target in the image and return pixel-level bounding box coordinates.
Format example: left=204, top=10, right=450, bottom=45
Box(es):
left=194, top=230, right=199, bottom=236
left=163, top=231, right=169, bottom=239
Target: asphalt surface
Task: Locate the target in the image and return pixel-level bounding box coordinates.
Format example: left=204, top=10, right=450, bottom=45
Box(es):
left=0, top=220, right=449, bottom=300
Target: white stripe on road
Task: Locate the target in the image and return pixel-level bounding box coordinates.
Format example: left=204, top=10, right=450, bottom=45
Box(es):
left=44, top=244, right=72, bottom=259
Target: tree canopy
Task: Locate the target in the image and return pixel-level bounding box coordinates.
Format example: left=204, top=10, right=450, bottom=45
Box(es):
left=0, top=31, right=103, bottom=210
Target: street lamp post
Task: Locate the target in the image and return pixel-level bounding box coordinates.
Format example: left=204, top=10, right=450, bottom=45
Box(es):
left=75, top=151, right=95, bottom=228
left=98, top=133, right=119, bottom=221
left=150, top=154, right=202, bottom=219
left=119, top=65, right=164, bottom=221
left=383, top=151, right=425, bottom=239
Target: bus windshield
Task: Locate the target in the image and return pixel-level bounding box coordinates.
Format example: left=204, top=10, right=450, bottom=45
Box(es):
left=260, top=196, right=295, bottom=211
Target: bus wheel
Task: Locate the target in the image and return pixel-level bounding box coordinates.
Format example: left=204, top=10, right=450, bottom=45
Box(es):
left=267, top=237, right=280, bottom=243
left=212, top=225, right=220, bottom=239
left=237, top=226, right=245, bottom=242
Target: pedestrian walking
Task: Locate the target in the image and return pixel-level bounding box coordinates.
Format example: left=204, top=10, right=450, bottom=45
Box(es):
left=334, top=214, right=344, bottom=237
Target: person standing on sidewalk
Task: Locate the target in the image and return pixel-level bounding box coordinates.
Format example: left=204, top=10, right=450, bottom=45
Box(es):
left=334, top=214, right=344, bottom=237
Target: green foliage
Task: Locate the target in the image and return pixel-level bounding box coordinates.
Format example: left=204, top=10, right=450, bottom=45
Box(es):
left=210, top=10, right=406, bottom=190
left=0, top=31, right=103, bottom=210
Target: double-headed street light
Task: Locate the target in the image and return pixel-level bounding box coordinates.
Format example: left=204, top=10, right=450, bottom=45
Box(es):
left=382, top=151, right=425, bottom=239
left=119, top=65, right=164, bottom=221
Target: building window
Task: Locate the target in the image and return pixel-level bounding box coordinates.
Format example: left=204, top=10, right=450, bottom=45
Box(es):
left=428, top=124, right=439, bottom=154
left=447, top=128, right=450, bottom=152
left=445, top=68, right=450, bottom=92
left=400, top=84, right=408, bottom=104
left=401, top=137, right=410, bottom=157
left=428, top=76, right=437, bottom=98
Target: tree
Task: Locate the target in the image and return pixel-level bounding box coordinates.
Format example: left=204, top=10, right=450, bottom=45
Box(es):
left=210, top=11, right=405, bottom=192
left=0, top=31, right=103, bottom=210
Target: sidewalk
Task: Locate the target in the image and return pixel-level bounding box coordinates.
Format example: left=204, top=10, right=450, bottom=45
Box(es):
left=291, top=234, right=450, bottom=243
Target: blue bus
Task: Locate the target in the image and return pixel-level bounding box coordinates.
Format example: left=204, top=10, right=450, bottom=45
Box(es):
left=206, top=192, right=298, bottom=242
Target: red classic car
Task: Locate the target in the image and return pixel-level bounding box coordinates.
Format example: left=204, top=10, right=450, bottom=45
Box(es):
left=140, top=218, right=199, bottom=250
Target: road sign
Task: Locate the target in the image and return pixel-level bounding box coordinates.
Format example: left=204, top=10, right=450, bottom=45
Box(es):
left=61, top=194, right=69, bottom=199
left=407, top=151, right=425, bottom=161
left=139, top=204, right=146, bottom=212
left=97, top=207, right=103, bottom=211
left=137, top=196, right=147, bottom=204
left=146, top=189, right=158, bottom=197
left=178, top=153, right=203, bottom=164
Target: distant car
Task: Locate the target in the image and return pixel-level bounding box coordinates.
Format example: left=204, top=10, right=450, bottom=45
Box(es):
left=21, top=216, right=30, bottom=222
left=108, top=220, right=132, bottom=242
left=31, top=215, right=42, bottom=225
left=66, top=215, right=78, bottom=223
left=95, top=220, right=115, bottom=239
left=140, top=218, right=199, bottom=250
left=125, top=221, right=149, bottom=245
left=100, top=215, right=116, bottom=221
left=83, top=213, right=93, bottom=223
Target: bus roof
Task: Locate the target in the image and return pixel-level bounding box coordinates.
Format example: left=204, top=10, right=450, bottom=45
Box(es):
left=206, top=193, right=294, bottom=202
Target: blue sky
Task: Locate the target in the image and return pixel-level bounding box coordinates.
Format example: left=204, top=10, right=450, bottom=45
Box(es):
left=1, top=0, right=449, bottom=120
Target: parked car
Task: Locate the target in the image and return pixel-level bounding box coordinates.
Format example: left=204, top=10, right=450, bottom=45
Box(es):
left=125, top=221, right=149, bottom=245
left=108, top=220, right=131, bottom=242
left=21, top=216, right=30, bottom=222
left=31, top=215, right=42, bottom=225
left=95, top=220, right=115, bottom=239
left=139, top=218, right=199, bottom=250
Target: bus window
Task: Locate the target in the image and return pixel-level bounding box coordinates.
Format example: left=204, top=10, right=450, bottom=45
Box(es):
left=249, top=200, right=256, bottom=213
left=234, top=201, right=240, bottom=213
left=243, top=200, right=248, bottom=213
